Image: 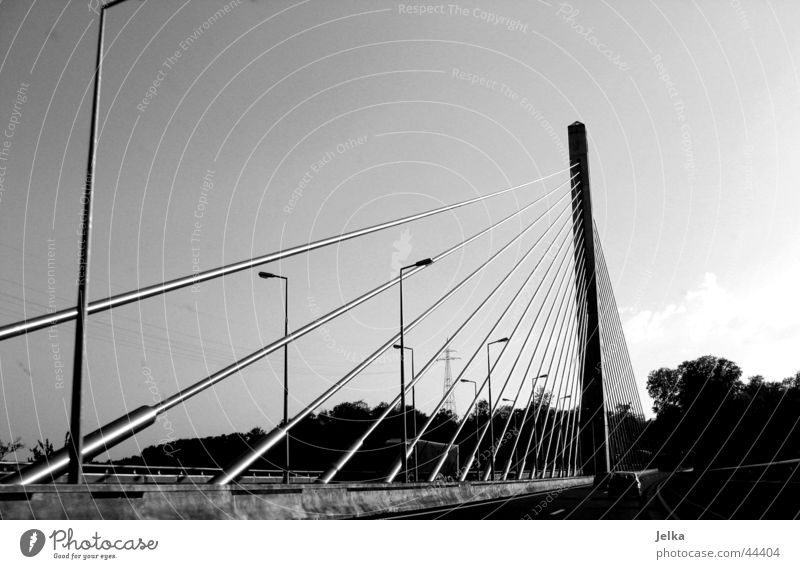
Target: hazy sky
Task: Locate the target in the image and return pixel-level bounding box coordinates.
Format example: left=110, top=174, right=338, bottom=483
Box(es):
left=0, top=0, right=798, bottom=461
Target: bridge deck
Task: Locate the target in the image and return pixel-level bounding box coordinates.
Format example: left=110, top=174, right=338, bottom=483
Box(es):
left=0, top=476, right=592, bottom=520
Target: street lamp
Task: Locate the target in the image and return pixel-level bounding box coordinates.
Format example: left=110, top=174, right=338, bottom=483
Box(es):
left=398, top=258, right=433, bottom=482
left=486, top=337, right=509, bottom=480
left=259, top=271, right=290, bottom=484
left=461, top=379, right=479, bottom=478
left=393, top=343, right=417, bottom=482
left=68, top=0, right=138, bottom=485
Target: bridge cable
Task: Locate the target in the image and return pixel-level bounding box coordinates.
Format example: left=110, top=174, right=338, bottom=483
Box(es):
left=492, top=243, right=585, bottom=481
left=421, top=226, right=585, bottom=483
left=536, top=261, right=615, bottom=478
left=316, top=196, right=578, bottom=483
left=564, top=220, right=648, bottom=478
left=477, top=247, right=586, bottom=482
left=474, top=226, right=589, bottom=481
left=570, top=314, right=588, bottom=476
left=564, top=305, right=589, bottom=475
left=532, top=274, right=587, bottom=478
left=403, top=219, right=584, bottom=483
left=592, top=226, right=647, bottom=458
left=0, top=169, right=571, bottom=342
left=595, top=251, right=634, bottom=470
left=593, top=223, right=647, bottom=426
left=485, top=254, right=588, bottom=482
left=214, top=176, right=579, bottom=484
left=597, top=292, right=633, bottom=470
left=576, top=224, right=641, bottom=472
left=498, top=281, right=580, bottom=481
left=511, top=273, right=584, bottom=480
left=3, top=175, right=574, bottom=486
left=544, top=291, right=587, bottom=477
left=562, top=293, right=590, bottom=476
left=381, top=211, right=584, bottom=483
left=327, top=222, right=576, bottom=483
left=512, top=236, right=588, bottom=479
left=320, top=191, right=582, bottom=483
left=594, top=231, right=647, bottom=469
left=157, top=177, right=574, bottom=415
left=558, top=276, right=589, bottom=477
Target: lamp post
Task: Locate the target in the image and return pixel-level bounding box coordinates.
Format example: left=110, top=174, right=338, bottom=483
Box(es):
left=398, top=258, right=433, bottom=483
left=258, top=271, right=289, bottom=484
left=460, top=379, right=479, bottom=478
left=68, top=0, right=136, bottom=485
left=486, top=337, right=508, bottom=480
left=393, top=344, right=417, bottom=481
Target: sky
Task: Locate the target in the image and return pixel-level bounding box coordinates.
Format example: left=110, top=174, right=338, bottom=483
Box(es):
left=0, top=0, right=798, bottom=461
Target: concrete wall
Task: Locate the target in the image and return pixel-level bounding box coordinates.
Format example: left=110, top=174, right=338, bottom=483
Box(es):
left=0, top=477, right=592, bottom=520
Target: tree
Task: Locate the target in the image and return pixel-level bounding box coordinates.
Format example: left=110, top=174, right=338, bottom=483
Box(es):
left=245, top=427, right=266, bottom=443
left=0, top=437, right=23, bottom=460
left=329, top=400, right=371, bottom=420
left=646, top=355, right=800, bottom=468
left=532, top=386, right=552, bottom=409
left=781, top=371, right=800, bottom=391
left=470, top=399, right=487, bottom=418
left=678, top=355, right=742, bottom=408
left=647, top=355, right=742, bottom=414
left=427, top=409, right=458, bottom=443
left=646, top=367, right=681, bottom=415
left=29, top=438, right=55, bottom=462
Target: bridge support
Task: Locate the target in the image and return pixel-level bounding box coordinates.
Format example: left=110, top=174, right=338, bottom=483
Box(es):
left=568, top=122, right=610, bottom=479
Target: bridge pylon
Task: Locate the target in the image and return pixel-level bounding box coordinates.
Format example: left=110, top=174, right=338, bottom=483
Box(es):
left=568, top=122, right=610, bottom=479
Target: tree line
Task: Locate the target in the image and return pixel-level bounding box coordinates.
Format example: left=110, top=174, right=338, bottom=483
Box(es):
left=107, top=391, right=572, bottom=480
left=2, top=355, right=797, bottom=475
left=643, top=355, right=800, bottom=469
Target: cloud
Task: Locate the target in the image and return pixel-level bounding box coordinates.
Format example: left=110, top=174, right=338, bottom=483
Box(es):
left=623, top=267, right=800, bottom=382
left=624, top=302, right=686, bottom=342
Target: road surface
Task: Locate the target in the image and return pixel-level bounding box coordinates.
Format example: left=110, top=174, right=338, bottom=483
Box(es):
left=373, top=480, right=668, bottom=520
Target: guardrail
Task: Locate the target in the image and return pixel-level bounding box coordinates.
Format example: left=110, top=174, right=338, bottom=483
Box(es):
left=0, top=462, right=322, bottom=484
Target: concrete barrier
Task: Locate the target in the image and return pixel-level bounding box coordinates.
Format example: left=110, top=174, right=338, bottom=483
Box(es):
left=0, top=477, right=592, bottom=519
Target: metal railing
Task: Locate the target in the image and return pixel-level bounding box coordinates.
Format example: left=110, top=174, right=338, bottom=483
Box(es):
left=0, top=462, right=321, bottom=484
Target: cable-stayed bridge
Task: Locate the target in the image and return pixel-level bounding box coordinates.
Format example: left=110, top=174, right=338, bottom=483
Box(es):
left=0, top=122, right=656, bottom=519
